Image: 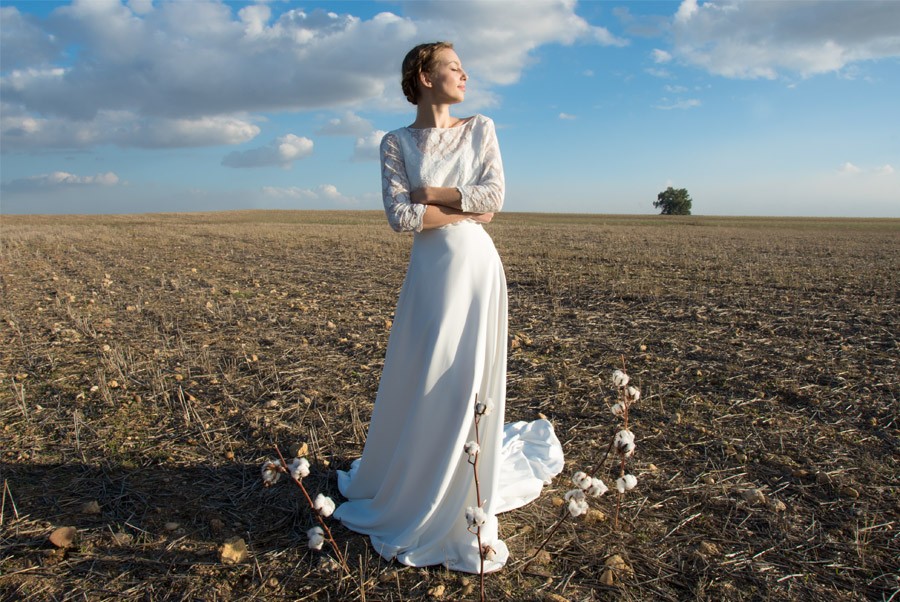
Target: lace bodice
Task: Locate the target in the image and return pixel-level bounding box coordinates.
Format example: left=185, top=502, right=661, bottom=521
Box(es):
left=380, top=114, right=505, bottom=232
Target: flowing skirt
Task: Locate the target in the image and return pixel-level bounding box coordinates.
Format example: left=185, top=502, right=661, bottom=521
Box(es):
left=334, top=222, right=563, bottom=573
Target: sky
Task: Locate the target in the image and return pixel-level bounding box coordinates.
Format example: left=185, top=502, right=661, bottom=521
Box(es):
left=1, top=0, right=898, bottom=217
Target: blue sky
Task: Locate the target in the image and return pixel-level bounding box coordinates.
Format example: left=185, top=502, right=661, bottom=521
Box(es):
left=1, top=0, right=898, bottom=217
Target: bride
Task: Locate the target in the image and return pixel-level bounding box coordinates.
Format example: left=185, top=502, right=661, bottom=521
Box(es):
left=334, top=41, right=564, bottom=573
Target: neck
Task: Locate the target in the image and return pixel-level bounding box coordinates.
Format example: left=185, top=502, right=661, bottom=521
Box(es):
left=411, top=102, right=455, bottom=129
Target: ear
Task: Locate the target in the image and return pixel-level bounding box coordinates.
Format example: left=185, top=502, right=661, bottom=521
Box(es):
left=418, top=70, right=433, bottom=90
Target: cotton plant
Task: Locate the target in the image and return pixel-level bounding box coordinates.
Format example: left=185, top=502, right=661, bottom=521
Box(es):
left=463, top=395, right=496, bottom=601
left=520, top=365, right=643, bottom=570
left=260, top=447, right=348, bottom=574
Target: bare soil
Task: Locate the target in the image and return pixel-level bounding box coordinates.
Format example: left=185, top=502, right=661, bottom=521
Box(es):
left=1, top=211, right=898, bottom=601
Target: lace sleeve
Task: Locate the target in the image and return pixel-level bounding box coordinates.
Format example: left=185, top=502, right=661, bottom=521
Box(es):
left=458, top=117, right=505, bottom=214
left=381, top=132, right=426, bottom=233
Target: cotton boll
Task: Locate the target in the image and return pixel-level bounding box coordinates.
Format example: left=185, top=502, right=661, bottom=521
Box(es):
left=289, top=457, right=310, bottom=480
left=482, top=543, right=497, bottom=561
left=614, top=429, right=636, bottom=456
left=587, top=477, right=608, bottom=497
left=307, top=526, right=325, bottom=550
left=616, top=474, right=638, bottom=493
left=314, top=494, right=336, bottom=517
left=464, top=441, right=480, bottom=457
left=625, top=386, right=641, bottom=403
left=475, top=398, right=495, bottom=416
left=465, top=506, right=487, bottom=528
left=612, top=369, right=630, bottom=388
left=564, top=489, right=588, bottom=517
left=261, top=459, right=281, bottom=486
left=611, top=402, right=625, bottom=417
left=572, top=471, right=591, bottom=490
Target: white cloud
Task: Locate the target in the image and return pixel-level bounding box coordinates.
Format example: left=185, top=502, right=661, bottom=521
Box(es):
left=1, top=107, right=259, bottom=150
left=669, top=0, right=900, bottom=79
left=645, top=67, right=673, bottom=78
left=654, top=98, right=701, bottom=110
left=838, top=162, right=897, bottom=176
left=262, top=183, right=355, bottom=205
left=352, top=130, right=386, bottom=162
left=222, top=134, right=314, bottom=168
left=3, top=171, right=119, bottom=192
left=838, top=162, right=862, bottom=175
left=558, top=112, right=577, bottom=120
left=651, top=49, right=672, bottom=64
left=664, top=84, right=688, bottom=93
left=317, top=112, right=373, bottom=136
left=1, top=0, right=628, bottom=151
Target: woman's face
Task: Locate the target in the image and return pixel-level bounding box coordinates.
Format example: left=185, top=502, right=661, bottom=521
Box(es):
left=422, top=48, right=467, bottom=104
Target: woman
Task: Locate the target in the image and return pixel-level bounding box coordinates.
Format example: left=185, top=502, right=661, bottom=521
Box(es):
left=334, top=42, right=563, bottom=574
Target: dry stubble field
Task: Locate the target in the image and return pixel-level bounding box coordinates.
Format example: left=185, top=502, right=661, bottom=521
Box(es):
left=1, top=211, right=898, bottom=602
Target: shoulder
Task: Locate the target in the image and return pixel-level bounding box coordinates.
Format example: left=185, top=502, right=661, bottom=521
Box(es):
left=468, top=114, right=496, bottom=135
left=380, top=128, right=404, bottom=151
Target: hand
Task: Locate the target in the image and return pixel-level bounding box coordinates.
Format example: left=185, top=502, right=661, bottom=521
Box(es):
left=471, top=212, right=493, bottom=224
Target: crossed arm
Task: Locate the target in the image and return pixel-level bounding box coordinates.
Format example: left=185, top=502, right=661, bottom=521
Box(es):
left=413, top=187, right=493, bottom=229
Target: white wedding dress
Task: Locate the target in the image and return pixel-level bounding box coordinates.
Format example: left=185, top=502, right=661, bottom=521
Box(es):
left=334, top=115, right=564, bottom=573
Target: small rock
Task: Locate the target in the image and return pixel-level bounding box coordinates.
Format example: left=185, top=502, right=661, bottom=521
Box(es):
left=600, top=554, right=633, bottom=585
left=326, top=321, right=336, bottom=330
left=378, top=570, right=398, bottom=584
left=585, top=509, right=607, bottom=524
left=219, top=537, right=248, bottom=564
left=164, top=522, right=180, bottom=532
left=81, top=500, right=101, bottom=515
left=111, top=532, right=133, bottom=545
left=427, top=584, right=446, bottom=599
left=646, top=463, right=659, bottom=473
left=49, top=526, right=77, bottom=548
left=262, top=399, right=279, bottom=409
left=741, top=488, right=767, bottom=506
left=703, top=475, right=715, bottom=485
left=840, top=485, right=860, bottom=499
left=526, top=549, right=552, bottom=565
left=768, top=498, right=787, bottom=512
left=224, top=451, right=235, bottom=460
left=551, top=497, right=564, bottom=507
left=289, top=442, right=310, bottom=457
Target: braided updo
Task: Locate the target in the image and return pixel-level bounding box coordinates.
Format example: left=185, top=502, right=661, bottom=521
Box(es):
left=400, top=41, right=454, bottom=105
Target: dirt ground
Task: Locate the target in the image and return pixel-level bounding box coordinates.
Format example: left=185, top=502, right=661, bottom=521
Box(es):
left=1, top=211, right=898, bottom=601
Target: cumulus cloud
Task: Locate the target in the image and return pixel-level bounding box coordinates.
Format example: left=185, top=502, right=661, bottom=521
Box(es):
left=838, top=162, right=862, bottom=175
left=1, top=107, right=259, bottom=151
left=352, top=130, right=386, bottom=162
left=222, top=134, right=313, bottom=168
left=0, top=0, right=628, bottom=151
left=262, top=183, right=355, bottom=205
left=3, top=171, right=119, bottom=193
left=317, top=112, right=374, bottom=136
left=669, top=0, right=900, bottom=79
left=558, top=113, right=577, bottom=120
left=651, top=49, right=672, bottom=64
left=838, top=162, right=896, bottom=176
left=654, top=98, right=701, bottom=110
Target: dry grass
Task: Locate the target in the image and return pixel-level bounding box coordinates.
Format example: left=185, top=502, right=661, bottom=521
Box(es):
left=1, top=210, right=898, bottom=601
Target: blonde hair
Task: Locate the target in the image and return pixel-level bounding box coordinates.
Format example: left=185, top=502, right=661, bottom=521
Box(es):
left=401, top=41, right=454, bottom=105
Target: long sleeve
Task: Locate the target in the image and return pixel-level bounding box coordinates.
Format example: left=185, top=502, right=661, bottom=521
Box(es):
left=381, top=132, right=426, bottom=233
left=458, top=117, right=505, bottom=214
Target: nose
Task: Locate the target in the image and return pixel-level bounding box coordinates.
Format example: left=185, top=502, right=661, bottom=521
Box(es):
left=461, top=69, right=467, bottom=81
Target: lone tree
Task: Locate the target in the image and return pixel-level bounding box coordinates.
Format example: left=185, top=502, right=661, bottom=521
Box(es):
left=654, top=186, right=692, bottom=215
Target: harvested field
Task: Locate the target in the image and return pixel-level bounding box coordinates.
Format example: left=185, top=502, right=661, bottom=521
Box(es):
left=1, top=210, right=898, bottom=601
